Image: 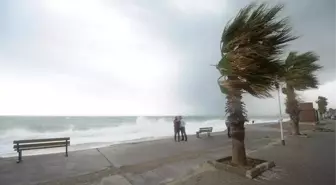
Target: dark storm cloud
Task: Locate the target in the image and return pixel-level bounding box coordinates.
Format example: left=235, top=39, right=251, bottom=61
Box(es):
left=112, top=0, right=335, bottom=115
left=282, top=0, right=335, bottom=81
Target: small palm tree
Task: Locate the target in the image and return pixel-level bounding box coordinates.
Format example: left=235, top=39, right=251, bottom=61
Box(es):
left=327, top=108, right=335, bottom=118
left=280, top=52, right=322, bottom=135
left=316, top=96, right=328, bottom=119
left=217, top=3, right=297, bottom=165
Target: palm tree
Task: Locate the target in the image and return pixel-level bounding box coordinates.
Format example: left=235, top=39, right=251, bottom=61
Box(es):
left=280, top=52, right=322, bottom=135
left=217, top=3, right=297, bottom=165
left=316, top=96, right=328, bottom=119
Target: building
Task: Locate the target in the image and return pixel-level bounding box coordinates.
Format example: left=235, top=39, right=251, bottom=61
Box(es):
left=299, top=102, right=318, bottom=124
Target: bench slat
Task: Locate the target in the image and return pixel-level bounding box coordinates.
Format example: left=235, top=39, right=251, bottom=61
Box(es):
left=199, top=127, right=213, bottom=132
left=199, top=127, right=212, bottom=129
left=13, top=137, right=70, bottom=144
left=17, top=144, right=68, bottom=151
left=14, top=141, right=70, bottom=150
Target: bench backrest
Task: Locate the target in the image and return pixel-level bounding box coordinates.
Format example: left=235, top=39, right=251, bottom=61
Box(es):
left=199, top=127, right=213, bottom=132
left=13, top=137, right=70, bottom=151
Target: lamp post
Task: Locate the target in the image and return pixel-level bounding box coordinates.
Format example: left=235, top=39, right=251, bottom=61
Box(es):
left=276, top=82, right=285, bottom=146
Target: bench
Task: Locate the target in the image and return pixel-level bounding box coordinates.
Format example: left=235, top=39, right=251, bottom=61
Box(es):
left=13, top=137, right=70, bottom=163
left=196, top=127, right=213, bottom=138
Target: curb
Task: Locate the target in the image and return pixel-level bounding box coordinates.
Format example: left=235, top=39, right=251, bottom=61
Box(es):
left=246, top=161, right=275, bottom=179
left=208, top=160, right=275, bottom=179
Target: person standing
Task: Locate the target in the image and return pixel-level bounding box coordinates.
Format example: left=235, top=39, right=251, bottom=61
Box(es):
left=173, top=116, right=181, bottom=142
left=225, top=119, right=231, bottom=138
left=180, top=116, right=187, bottom=141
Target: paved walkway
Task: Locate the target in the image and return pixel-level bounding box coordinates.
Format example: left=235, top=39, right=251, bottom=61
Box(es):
left=171, top=121, right=335, bottom=185
left=0, top=124, right=285, bottom=185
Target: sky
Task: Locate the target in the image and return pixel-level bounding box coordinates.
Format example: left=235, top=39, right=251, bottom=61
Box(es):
left=0, top=0, right=335, bottom=116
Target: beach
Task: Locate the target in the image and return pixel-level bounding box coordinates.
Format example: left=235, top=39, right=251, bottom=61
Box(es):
left=1, top=120, right=334, bottom=185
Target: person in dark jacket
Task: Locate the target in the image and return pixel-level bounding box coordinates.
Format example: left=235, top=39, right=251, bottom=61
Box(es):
left=225, top=119, right=231, bottom=138
left=173, top=116, right=181, bottom=142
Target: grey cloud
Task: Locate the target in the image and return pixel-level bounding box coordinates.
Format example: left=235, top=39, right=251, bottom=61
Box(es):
left=111, top=0, right=335, bottom=115
left=1, top=0, right=334, bottom=115
left=283, top=0, right=335, bottom=81
left=109, top=0, right=232, bottom=114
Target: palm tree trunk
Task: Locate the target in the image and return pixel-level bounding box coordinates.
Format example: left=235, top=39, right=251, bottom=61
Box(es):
left=226, top=90, right=247, bottom=166
left=231, top=122, right=246, bottom=165
left=286, top=85, right=300, bottom=135
left=290, top=115, right=300, bottom=135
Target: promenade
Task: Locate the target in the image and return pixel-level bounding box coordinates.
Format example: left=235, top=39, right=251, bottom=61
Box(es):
left=0, top=121, right=334, bottom=185
left=0, top=125, right=280, bottom=185
left=172, top=121, right=335, bottom=185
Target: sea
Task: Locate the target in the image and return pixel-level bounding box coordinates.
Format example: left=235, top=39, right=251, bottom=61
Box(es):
left=0, top=115, right=289, bottom=158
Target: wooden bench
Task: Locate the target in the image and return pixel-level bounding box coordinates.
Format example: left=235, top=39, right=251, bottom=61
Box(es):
left=196, top=127, right=213, bottom=138
left=13, top=137, right=70, bottom=163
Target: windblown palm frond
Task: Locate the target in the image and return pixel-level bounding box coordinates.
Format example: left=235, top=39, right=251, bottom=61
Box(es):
left=217, top=3, right=297, bottom=98
left=282, top=51, right=322, bottom=90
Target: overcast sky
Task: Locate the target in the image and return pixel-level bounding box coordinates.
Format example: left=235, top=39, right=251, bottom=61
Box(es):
left=0, top=0, right=335, bottom=116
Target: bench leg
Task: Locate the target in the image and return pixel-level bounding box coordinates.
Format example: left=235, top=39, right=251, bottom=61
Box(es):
left=196, top=132, right=199, bottom=138
left=17, top=150, right=22, bottom=163
left=207, top=132, right=211, bottom=137
left=65, top=144, right=68, bottom=157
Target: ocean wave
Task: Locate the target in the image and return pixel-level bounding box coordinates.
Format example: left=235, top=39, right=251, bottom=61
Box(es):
left=0, top=116, right=286, bottom=157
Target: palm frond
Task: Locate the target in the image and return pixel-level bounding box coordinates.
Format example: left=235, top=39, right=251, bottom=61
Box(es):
left=217, top=54, right=232, bottom=76
left=221, top=3, right=256, bottom=53
left=218, top=2, right=297, bottom=98
left=283, top=51, right=322, bottom=90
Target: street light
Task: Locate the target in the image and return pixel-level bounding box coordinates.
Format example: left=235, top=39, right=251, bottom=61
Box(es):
left=276, top=81, right=285, bottom=146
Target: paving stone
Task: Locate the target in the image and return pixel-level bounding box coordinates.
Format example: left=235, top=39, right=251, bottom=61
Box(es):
left=140, top=170, right=163, bottom=185
left=123, top=173, right=146, bottom=185
left=97, top=175, right=131, bottom=185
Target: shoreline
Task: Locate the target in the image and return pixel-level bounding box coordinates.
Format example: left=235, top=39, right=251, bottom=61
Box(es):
left=2, top=121, right=332, bottom=185
left=0, top=131, right=224, bottom=159
left=0, top=121, right=282, bottom=159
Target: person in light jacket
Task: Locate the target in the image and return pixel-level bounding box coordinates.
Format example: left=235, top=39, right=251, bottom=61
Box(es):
left=179, top=116, right=188, bottom=141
